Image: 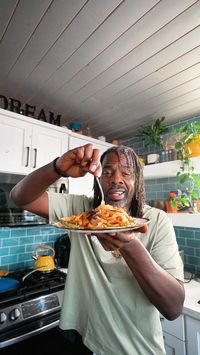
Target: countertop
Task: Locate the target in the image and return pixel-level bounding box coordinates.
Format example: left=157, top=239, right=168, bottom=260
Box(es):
left=183, top=279, right=200, bottom=320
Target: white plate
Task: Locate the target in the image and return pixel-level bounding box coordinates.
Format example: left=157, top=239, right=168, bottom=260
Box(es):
left=55, top=218, right=150, bottom=234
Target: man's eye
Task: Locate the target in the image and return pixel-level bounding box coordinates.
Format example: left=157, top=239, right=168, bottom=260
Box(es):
left=102, top=170, right=112, bottom=177
left=121, top=169, right=132, bottom=176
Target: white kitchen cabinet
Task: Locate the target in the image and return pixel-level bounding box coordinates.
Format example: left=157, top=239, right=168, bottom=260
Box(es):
left=185, top=315, right=200, bottom=355
left=160, top=315, right=186, bottom=355
left=68, top=133, right=112, bottom=196
left=0, top=109, right=69, bottom=175
left=163, top=332, right=186, bottom=355
left=30, top=124, right=68, bottom=170
left=0, top=112, right=32, bottom=174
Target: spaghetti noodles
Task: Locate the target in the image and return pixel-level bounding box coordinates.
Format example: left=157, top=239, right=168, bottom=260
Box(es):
left=55, top=204, right=136, bottom=229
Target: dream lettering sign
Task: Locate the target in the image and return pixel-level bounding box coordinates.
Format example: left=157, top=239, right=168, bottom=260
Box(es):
left=0, top=95, right=61, bottom=126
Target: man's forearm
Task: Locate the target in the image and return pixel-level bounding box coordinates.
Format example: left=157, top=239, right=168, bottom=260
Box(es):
left=120, top=239, right=185, bottom=320
left=10, top=160, right=60, bottom=206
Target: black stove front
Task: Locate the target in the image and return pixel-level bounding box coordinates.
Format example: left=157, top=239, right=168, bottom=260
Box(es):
left=0, top=268, right=67, bottom=349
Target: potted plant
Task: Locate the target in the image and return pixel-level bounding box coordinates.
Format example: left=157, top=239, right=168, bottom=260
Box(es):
left=172, top=120, right=200, bottom=212
left=137, top=116, right=168, bottom=164
left=174, top=120, right=200, bottom=158
left=167, top=189, right=194, bottom=213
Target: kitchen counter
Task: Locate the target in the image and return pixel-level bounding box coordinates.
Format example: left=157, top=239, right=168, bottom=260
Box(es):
left=168, top=213, right=200, bottom=228
left=183, top=280, right=200, bottom=320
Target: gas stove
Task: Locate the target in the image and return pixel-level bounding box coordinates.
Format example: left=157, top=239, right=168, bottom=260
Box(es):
left=0, top=268, right=67, bottom=348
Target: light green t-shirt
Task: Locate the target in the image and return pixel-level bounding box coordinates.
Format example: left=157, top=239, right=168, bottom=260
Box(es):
left=48, top=193, right=184, bottom=355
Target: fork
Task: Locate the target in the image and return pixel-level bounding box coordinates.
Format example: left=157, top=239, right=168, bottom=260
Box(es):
left=95, top=176, right=105, bottom=204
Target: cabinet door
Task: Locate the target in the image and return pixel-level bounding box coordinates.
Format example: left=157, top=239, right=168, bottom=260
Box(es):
left=68, top=134, right=111, bottom=196
left=31, top=125, right=69, bottom=170
left=0, top=115, right=32, bottom=174
left=160, top=314, right=185, bottom=341
left=163, top=332, right=186, bottom=355
left=185, top=316, right=200, bottom=355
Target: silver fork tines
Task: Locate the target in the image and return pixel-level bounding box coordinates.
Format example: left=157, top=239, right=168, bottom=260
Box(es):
left=96, top=177, right=105, bottom=204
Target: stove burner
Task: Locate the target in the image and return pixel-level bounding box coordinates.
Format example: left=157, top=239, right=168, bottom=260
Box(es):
left=23, top=268, right=65, bottom=284
left=0, top=268, right=66, bottom=308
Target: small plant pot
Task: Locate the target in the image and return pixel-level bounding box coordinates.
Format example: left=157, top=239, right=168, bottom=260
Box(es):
left=166, top=201, right=178, bottom=213
left=184, top=133, right=200, bottom=157
left=194, top=200, right=200, bottom=212
left=147, top=154, right=160, bottom=164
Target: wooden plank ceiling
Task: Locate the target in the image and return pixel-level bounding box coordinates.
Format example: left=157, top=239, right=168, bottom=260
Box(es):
left=0, top=0, right=200, bottom=142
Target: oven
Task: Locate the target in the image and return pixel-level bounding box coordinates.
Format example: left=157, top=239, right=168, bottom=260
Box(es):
left=0, top=269, right=92, bottom=354
left=0, top=269, right=65, bottom=348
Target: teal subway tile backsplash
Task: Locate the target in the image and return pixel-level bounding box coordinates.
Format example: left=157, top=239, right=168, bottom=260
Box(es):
left=18, top=252, right=33, bottom=262
left=2, top=255, right=18, bottom=265
left=196, top=249, right=200, bottom=256
left=0, top=247, right=9, bottom=256
left=34, top=235, right=49, bottom=243
left=195, top=231, right=200, bottom=239
left=178, top=229, right=194, bottom=239
left=10, top=246, right=25, bottom=254
left=176, top=237, right=186, bottom=247
left=174, top=227, right=200, bottom=272
left=188, top=256, right=200, bottom=268
left=3, top=238, right=19, bottom=246
left=150, top=184, right=163, bottom=192
left=0, top=229, right=10, bottom=238
left=10, top=228, right=26, bottom=237
left=145, top=192, right=155, bottom=201
left=0, top=225, right=66, bottom=271
left=187, top=239, right=200, bottom=248
left=19, top=237, right=34, bottom=244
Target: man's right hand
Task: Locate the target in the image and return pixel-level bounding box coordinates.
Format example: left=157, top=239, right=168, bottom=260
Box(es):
left=55, top=143, right=102, bottom=178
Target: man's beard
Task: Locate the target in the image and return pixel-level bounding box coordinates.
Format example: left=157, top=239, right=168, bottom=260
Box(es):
left=104, top=197, right=126, bottom=208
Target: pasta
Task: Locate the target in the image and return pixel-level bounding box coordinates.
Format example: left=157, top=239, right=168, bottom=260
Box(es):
left=54, top=204, right=136, bottom=229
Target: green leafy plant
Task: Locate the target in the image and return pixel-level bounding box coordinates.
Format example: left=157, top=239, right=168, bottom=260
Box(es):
left=173, top=121, right=200, bottom=212
left=174, top=120, right=200, bottom=157
left=137, top=116, right=168, bottom=147
left=169, top=189, right=195, bottom=211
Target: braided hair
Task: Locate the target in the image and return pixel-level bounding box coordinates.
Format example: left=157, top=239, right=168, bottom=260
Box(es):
left=93, top=145, right=145, bottom=217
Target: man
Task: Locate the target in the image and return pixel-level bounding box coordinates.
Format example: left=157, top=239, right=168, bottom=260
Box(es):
left=11, top=143, right=185, bottom=355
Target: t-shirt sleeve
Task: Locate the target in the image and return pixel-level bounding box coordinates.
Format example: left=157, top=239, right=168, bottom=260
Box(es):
left=143, top=207, right=184, bottom=282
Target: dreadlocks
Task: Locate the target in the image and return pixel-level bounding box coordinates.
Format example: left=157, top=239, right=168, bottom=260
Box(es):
left=93, top=145, right=145, bottom=217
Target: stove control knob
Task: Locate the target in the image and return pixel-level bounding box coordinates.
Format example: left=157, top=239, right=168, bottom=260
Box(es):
left=0, top=312, right=7, bottom=324
left=9, top=308, right=20, bottom=321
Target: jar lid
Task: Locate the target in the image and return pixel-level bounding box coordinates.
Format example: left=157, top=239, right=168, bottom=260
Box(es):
left=69, top=122, right=82, bottom=130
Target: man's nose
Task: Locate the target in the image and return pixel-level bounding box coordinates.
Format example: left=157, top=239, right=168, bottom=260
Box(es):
left=111, top=170, right=123, bottom=184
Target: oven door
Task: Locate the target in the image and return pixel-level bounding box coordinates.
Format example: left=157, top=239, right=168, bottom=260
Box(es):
left=0, top=310, right=60, bottom=349
left=0, top=318, right=93, bottom=355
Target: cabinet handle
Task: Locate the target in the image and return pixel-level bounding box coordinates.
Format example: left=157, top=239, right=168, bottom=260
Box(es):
left=33, top=148, right=37, bottom=168
left=160, top=317, right=164, bottom=321
left=25, top=147, right=30, bottom=167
